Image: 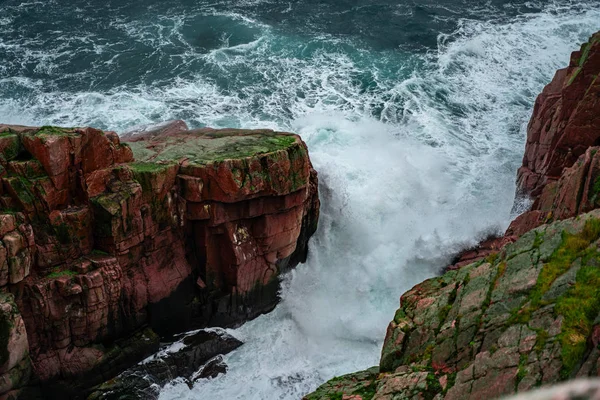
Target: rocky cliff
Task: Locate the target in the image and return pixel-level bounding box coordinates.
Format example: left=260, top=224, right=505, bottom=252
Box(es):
left=305, top=31, right=600, bottom=400
left=0, top=123, right=319, bottom=398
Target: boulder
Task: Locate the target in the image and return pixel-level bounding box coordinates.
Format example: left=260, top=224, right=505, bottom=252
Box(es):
left=87, top=329, right=242, bottom=400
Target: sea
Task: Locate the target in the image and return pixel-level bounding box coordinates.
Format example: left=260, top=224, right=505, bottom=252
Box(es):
left=1, top=0, right=599, bottom=398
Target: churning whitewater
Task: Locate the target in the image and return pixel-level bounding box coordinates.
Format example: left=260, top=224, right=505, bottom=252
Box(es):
left=0, top=0, right=599, bottom=398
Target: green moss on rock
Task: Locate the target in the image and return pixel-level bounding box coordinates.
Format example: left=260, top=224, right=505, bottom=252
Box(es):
left=0, top=134, right=22, bottom=163
left=36, top=126, right=76, bottom=137
left=46, top=268, right=77, bottom=279
left=304, top=367, right=379, bottom=400
left=307, top=210, right=600, bottom=400
left=129, top=132, right=298, bottom=165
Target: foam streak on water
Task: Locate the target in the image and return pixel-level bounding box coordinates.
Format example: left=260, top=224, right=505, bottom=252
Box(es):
left=0, top=0, right=599, bottom=398
left=155, top=3, right=599, bottom=399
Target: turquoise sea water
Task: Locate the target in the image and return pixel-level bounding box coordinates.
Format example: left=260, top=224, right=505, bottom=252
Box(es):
left=1, top=0, right=599, bottom=398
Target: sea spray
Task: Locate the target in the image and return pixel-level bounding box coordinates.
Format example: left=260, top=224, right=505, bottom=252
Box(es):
left=0, top=0, right=599, bottom=398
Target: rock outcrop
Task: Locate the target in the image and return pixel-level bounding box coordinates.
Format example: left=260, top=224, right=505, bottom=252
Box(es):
left=516, top=32, right=600, bottom=198
left=0, top=123, right=319, bottom=398
left=88, top=329, right=243, bottom=400
left=307, top=210, right=600, bottom=399
left=449, top=32, right=600, bottom=269
left=305, top=31, right=600, bottom=400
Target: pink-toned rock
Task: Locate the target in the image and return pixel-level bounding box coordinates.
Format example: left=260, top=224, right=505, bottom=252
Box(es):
left=446, top=235, right=516, bottom=270
left=119, top=119, right=189, bottom=142
left=0, top=122, right=320, bottom=397
left=21, top=130, right=72, bottom=187
left=0, top=215, right=16, bottom=237
left=517, top=32, right=600, bottom=198
left=509, top=146, right=600, bottom=236
left=79, top=127, right=115, bottom=174
left=0, top=293, right=31, bottom=397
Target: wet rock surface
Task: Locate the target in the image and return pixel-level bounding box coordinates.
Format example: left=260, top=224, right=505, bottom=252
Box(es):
left=88, top=329, right=242, bottom=400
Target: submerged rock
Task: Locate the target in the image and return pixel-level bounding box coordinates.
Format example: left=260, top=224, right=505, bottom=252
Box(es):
left=88, top=329, right=242, bottom=400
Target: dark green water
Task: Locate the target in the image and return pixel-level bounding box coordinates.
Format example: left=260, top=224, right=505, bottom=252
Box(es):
left=0, top=0, right=599, bottom=398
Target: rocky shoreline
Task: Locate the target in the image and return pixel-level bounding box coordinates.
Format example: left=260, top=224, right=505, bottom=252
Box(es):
left=0, top=123, right=319, bottom=398
left=0, top=26, right=598, bottom=400
left=305, top=31, right=600, bottom=400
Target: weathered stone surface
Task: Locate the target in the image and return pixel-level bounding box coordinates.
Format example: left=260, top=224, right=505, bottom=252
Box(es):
left=449, top=32, right=600, bottom=270
left=509, top=146, right=600, bottom=237
left=119, top=119, right=189, bottom=142
left=307, top=210, right=600, bottom=399
left=87, top=329, right=242, bottom=400
left=123, top=126, right=320, bottom=326
left=0, top=123, right=320, bottom=398
left=303, top=367, right=379, bottom=400
left=517, top=32, right=600, bottom=198
left=0, top=293, right=31, bottom=396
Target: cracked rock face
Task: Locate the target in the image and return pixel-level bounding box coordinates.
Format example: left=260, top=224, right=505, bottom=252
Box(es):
left=0, top=123, right=319, bottom=398
left=516, top=32, right=600, bottom=199
left=306, top=209, right=600, bottom=400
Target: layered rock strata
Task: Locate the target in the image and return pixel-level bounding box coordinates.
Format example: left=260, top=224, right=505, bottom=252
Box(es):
left=0, top=123, right=319, bottom=398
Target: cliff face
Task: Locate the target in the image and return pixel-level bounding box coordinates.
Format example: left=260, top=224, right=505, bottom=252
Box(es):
left=305, top=32, right=600, bottom=400
left=517, top=32, right=600, bottom=199
left=0, top=123, right=319, bottom=398
left=509, top=31, right=600, bottom=237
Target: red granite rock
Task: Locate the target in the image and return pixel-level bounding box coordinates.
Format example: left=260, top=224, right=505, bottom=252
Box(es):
left=517, top=32, right=600, bottom=198
left=0, top=123, right=320, bottom=398
left=450, top=32, right=600, bottom=268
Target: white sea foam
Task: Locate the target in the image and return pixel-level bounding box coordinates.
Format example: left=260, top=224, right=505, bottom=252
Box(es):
left=1, top=1, right=599, bottom=398
left=158, top=3, right=600, bottom=399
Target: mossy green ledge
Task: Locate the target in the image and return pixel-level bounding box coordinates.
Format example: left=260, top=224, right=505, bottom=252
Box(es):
left=124, top=127, right=311, bottom=203
left=305, top=210, right=600, bottom=400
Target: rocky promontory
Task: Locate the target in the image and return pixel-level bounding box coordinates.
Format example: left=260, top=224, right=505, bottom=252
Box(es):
left=305, top=31, right=600, bottom=400
left=0, top=123, right=319, bottom=398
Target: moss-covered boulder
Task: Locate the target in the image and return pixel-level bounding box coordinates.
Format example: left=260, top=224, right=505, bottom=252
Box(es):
left=306, top=210, right=600, bottom=400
